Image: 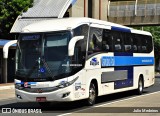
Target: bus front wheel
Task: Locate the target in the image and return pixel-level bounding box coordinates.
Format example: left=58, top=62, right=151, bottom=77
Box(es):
left=86, top=83, right=96, bottom=106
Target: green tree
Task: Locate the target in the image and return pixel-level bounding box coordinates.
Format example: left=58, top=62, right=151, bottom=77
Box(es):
left=0, top=0, right=33, bottom=39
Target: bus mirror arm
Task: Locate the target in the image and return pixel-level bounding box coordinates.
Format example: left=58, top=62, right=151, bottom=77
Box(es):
left=68, top=36, right=84, bottom=56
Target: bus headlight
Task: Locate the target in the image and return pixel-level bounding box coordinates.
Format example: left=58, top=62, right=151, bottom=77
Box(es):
left=57, top=76, right=79, bottom=88
left=15, top=84, right=23, bottom=90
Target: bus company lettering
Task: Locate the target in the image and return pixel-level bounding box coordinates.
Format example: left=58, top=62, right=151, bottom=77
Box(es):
left=142, top=59, right=152, bottom=63
left=101, top=57, right=115, bottom=67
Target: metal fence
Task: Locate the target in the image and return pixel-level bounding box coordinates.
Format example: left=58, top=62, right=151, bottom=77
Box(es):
left=109, top=0, right=160, bottom=17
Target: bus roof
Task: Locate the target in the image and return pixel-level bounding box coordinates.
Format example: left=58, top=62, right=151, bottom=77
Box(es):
left=22, top=17, right=152, bottom=36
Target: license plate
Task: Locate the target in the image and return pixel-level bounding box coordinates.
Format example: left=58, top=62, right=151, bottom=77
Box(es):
left=36, top=97, right=46, bottom=102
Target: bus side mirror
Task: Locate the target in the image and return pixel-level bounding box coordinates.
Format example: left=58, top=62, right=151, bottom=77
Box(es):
left=68, top=36, right=84, bottom=56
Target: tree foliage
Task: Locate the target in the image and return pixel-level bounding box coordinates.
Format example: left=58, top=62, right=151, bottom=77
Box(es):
left=0, top=0, right=33, bottom=39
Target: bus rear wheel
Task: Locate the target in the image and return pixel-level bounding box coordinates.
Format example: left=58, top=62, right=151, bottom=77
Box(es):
left=136, top=77, right=144, bottom=95
left=86, top=83, right=96, bottom=106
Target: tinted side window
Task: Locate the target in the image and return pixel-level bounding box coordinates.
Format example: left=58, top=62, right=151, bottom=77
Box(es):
left=73, top=24, right=89, bottom=67
left=141, top=35, right=153, bottom=53
left=141, top=36, right=148, bottom=53
left=73, top=24, right=89, bottom=52
left=112, top=31, right=124, bottom=52
left=124, top=33, right=133, bottom=52
left=88, top=27, right=103, bottom=54
left=133, top=34, right=141, bottom=53
left=102, top=29, right=113, bottom=52
left=146, top=36, right=153, bottom=53
left=133, top=34, right=153, bottom=53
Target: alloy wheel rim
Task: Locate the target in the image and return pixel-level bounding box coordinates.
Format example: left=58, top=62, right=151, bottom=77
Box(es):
left=89, top=86, right=96, bottom=103
left=139, top=80, right=143, bottom=92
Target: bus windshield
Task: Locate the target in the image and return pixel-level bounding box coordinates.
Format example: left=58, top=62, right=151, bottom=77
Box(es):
left=16, top=31, right=72, bottom=81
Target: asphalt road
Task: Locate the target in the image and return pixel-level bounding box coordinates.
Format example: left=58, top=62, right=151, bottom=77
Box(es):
left=0, top=77, right=160, bottom=116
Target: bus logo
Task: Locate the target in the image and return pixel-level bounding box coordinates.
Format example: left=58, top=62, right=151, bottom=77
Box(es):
left=24, top=82, right=28, bottom=88
left=40, top=67, right=45, bottom=73
left=36, top=89, right=43, bottom=93
left=90, top=58, right=99, bottom=66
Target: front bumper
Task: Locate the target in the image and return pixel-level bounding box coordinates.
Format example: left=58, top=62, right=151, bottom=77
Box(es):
left=15, top=85, right=74, bottom=102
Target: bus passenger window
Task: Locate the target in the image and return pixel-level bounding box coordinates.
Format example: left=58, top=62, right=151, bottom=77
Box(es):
left=124, top=45, right=131, bottom=52
left=146, top=36, right=153, bottom=53
left=133, top=35, right=141, bottom=53
left=73, top=24, right=89, bottom=67
left=142, top=46, right=147, bottom=52
left=102, top=29, right=113, bottom=52
left=102, top=43, right=109, bottom=51
left=88, top=27, right=102, bottom=54
left=115, top=44, right=121, bottom=51
left=124, top=33, right=133, bottom=52
left=141, top=37, right=148, bottom=52
left=114, top=38, right=122, bottom=51
left=112, top=31, right=124, bottom=52
left=133, top=45, right=137, bottom=52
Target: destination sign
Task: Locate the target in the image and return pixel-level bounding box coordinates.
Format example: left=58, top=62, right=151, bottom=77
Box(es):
left=22, top=35, right=40, bottom=40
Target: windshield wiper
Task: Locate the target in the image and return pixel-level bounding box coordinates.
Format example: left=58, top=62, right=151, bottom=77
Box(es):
left=17, top=41, right=22, bottom=55
left=17, top=41, right=26, bottom=71
left=24, top=57, right=55, bottom=81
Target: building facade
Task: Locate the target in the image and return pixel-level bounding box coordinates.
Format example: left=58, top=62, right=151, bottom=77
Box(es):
left=67, top=0, right=108, bottom=21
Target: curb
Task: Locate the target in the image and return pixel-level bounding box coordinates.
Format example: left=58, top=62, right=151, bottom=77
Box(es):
left=0, top=85, right=14, bottom=90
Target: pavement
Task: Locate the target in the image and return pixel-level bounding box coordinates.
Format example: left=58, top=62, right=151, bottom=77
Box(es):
left=0, top=77, right=159, bottom=116
left=0, top=83, right=14, bottom=90
left=0, top=83, right=15, bottom=101
left=68, top=92, right=160, bottom=116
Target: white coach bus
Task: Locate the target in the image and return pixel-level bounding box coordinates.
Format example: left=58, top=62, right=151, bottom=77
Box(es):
left=15, top=17, right=155, bottom=106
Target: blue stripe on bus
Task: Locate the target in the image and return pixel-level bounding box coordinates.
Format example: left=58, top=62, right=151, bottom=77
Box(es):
left=15, top=82, right=37, bottom=85
left=114, top=53, right=133, bottom=89
left=111, top=26, right=131, bottom=33
left=101, top=56, right=154, bottom=67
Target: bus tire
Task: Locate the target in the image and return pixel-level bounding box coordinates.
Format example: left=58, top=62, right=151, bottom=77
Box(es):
left=86, top=83, right=96, bottom=106
left=136, top=77, right=144, bottom=95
